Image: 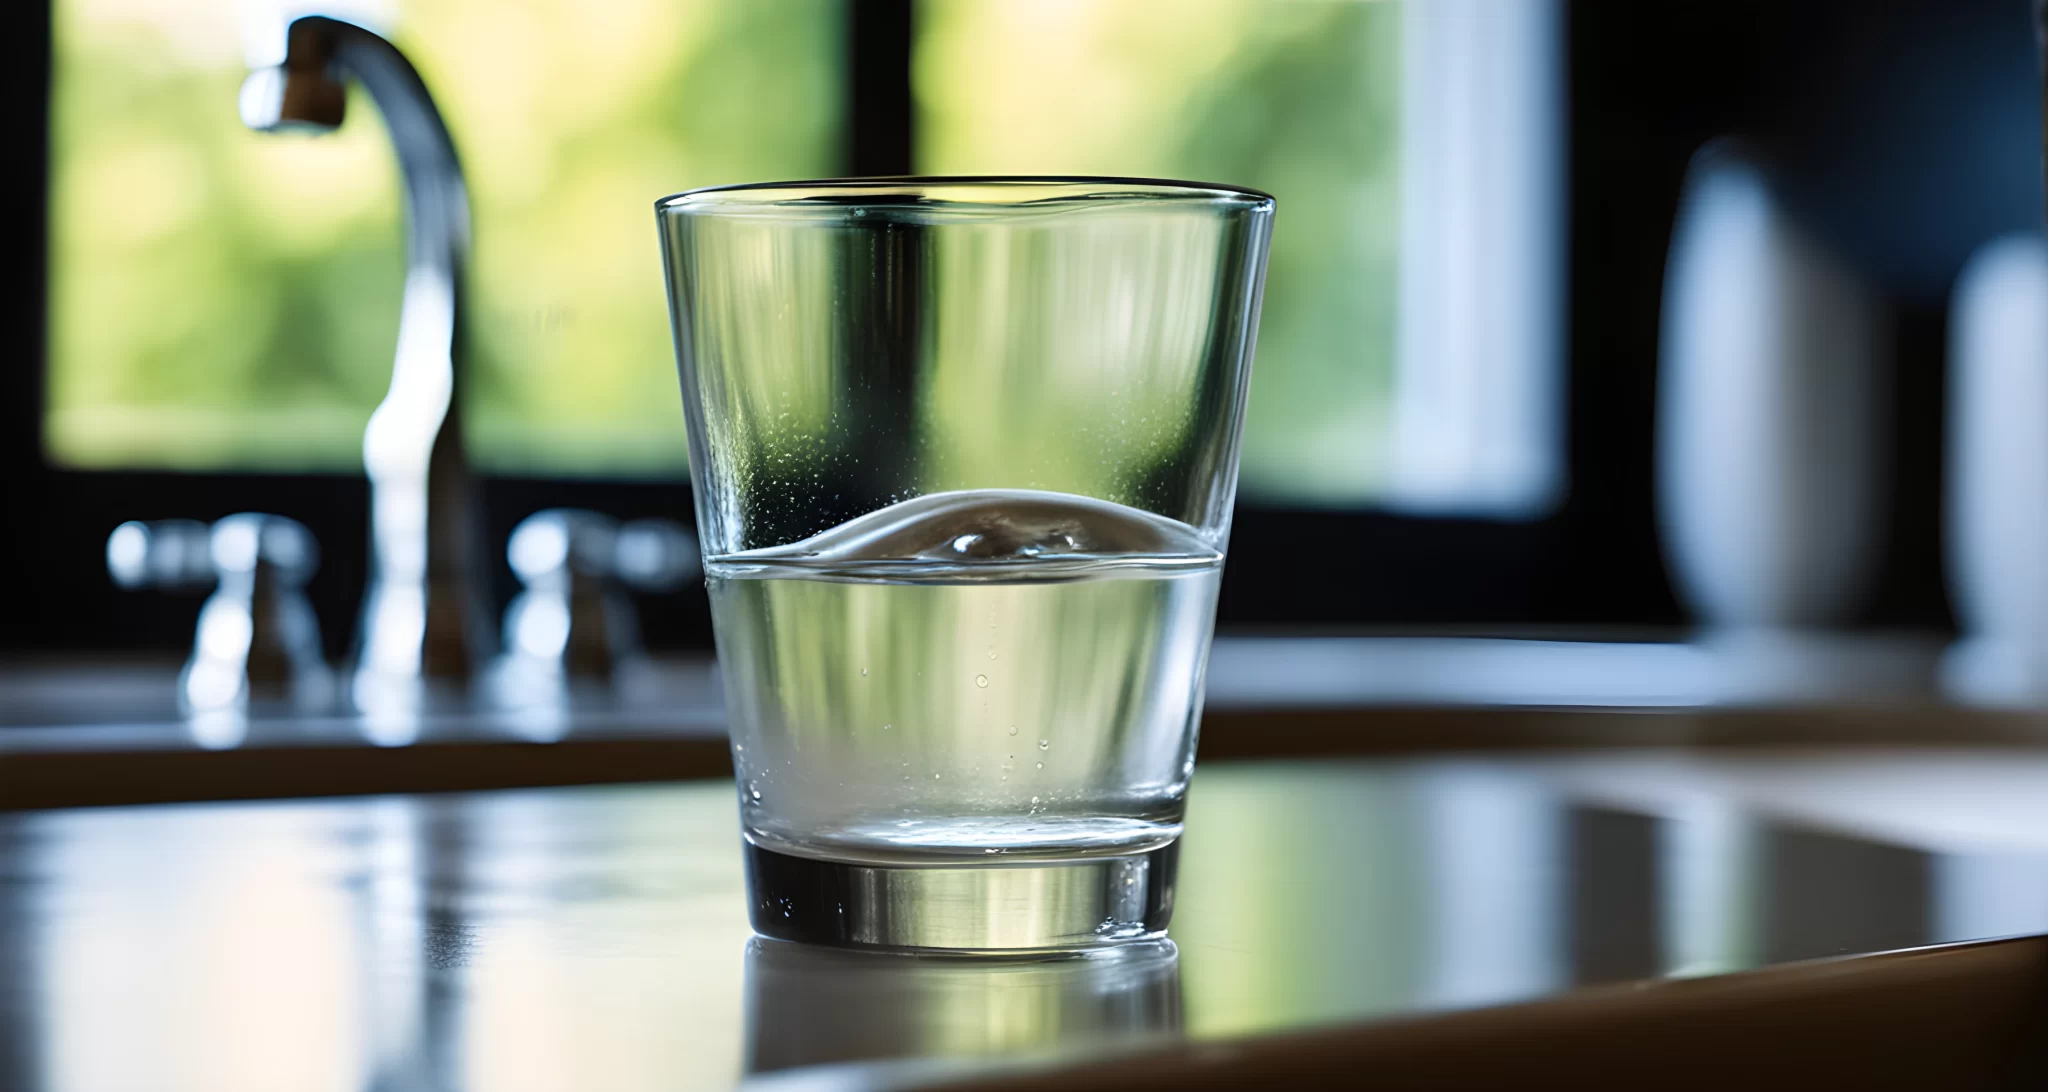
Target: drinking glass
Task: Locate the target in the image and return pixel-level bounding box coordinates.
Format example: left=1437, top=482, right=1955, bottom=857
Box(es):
left=657, top=178, right=1273, bottom=951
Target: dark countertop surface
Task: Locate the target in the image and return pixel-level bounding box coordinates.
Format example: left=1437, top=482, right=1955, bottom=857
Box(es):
left=5, top=749, right=2047, bottom=1090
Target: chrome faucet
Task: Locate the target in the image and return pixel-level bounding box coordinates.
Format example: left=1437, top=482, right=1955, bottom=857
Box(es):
left=240, top=15, right=492, bottom=715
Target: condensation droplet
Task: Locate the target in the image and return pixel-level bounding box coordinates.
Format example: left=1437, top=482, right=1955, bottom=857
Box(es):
left=1031, top=796, right=1040, bottom=805
left=987, top=649, right=997, bottom=660
left=882, top=723, right=891, bottom=732
left=1035, top=761, right=1044, bottom=770
left=1038, top=739, right=1049, bottom=750
left=1007, top=725, right=1018, bottom=736
left=860, top=667, right=868, bottom=677
left=974, top=674, right=988, bottom=688
left=747, top=782, right=761, bottom=802
left=933, top=773, right=942, bottom=780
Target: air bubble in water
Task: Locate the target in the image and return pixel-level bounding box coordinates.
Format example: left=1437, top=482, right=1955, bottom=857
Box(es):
left=747, top=782, right=761, bottom=803
left=1038, top=739, right=1049, bottom=750
left=975, top=674, right=988, bottom=688
left=1007, top=725, right=1018, bottom=736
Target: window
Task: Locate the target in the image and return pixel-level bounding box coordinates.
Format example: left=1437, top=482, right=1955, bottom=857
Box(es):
left=914, top=0, right=1563, bottom=515
left=20, top=0, right=1583, bottom=649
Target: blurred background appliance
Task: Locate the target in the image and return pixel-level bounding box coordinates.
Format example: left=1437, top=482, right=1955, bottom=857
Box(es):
left=1658, top=143, right=1888, bottom=635
left=1654, top=143, right=1932, bottom=703
left=1944, top=233, right=2048, bottom=704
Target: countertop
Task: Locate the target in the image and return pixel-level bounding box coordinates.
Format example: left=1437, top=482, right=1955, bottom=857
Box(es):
left=6, top=750, right=2048, bottom=1090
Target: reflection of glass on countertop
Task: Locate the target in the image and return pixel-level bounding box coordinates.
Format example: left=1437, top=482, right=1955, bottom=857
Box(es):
left=744, top=937, right=1180, bottom=1077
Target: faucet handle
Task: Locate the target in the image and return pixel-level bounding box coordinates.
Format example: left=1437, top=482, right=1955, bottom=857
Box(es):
left=504, top=511, right=700, bottom=591
left=106, top=519, right=216, bottom=591
left=208, top=512, right=320, bottom=589
left=185, top=514, right=334, bottom=720
left=500, top=510, right=628, bottom=690
left=614, top=519, right=700, bottom=592
left=507, top=508, right=619, bottom=589
left=494, top=511, right=699, bottom=700
left=110, top=515, right=334, bottom=725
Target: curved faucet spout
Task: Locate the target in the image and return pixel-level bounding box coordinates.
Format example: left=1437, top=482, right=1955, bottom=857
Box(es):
left=243, top=15, right=492, bottom=714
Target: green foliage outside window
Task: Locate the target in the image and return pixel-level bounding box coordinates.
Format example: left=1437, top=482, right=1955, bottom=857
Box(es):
left=915, top=0, right=1401, bottom=505
left=49, top=0, right=1397, bottom=507
left=46, top=0, right=843, bottom=475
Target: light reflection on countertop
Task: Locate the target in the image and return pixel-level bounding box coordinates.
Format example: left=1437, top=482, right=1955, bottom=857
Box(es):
left=6, top=754, right=2048, bottom=1090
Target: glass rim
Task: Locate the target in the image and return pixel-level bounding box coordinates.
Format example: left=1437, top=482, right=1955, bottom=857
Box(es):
left=655, top=175, right=1275, bottom=219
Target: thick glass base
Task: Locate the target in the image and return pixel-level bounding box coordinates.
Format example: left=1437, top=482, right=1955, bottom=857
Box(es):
left=744, top=839, right=1178, bottom=952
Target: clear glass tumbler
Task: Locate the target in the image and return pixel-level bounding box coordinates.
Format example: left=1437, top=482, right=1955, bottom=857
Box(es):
left=656, top=178, right=1274, bottom=951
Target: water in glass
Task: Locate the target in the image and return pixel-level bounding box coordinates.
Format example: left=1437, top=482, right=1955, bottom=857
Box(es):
left=708, top=489, right=1221, bottom=864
